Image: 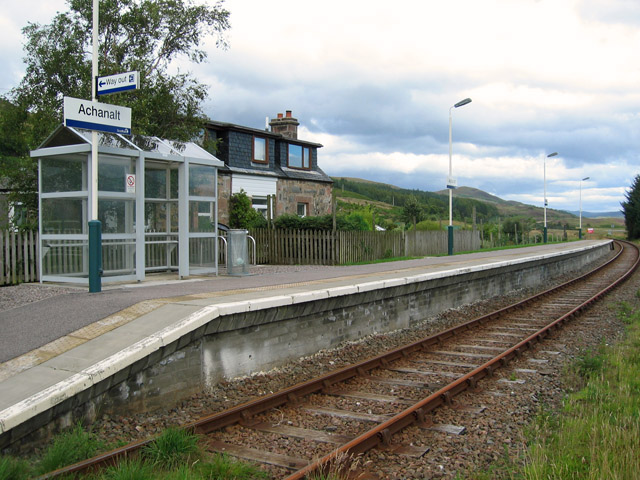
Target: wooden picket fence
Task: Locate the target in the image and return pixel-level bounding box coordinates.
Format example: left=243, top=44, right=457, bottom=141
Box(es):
left=1, top=230, right=39, bottom=286
left=248, top=228, right=481, bottom=265
left=1, top=228, right=482, bottom=285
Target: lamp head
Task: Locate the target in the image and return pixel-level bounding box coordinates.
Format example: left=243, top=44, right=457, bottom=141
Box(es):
left=547, top=152, right=558, bottom=158
left=582, top=176, right=590, bottom=181
left=454, top=98, right=472, bottom=108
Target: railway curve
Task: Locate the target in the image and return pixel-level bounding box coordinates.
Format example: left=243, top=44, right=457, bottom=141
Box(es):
left=41, top=240, right=639, bottom=479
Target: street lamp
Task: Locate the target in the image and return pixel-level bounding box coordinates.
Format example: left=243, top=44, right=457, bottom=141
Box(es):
left=448, top=97, right=472, bottom=255
left=544, top=152, right=557, bottom=243
left=579, top=176, right=590, bottom=239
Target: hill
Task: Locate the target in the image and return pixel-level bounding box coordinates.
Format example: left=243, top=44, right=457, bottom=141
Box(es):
left=332, top=177, right=625, bottom=229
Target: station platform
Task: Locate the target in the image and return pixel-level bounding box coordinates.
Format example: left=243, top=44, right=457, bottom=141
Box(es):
left=0, top=240, right=612, bottom=447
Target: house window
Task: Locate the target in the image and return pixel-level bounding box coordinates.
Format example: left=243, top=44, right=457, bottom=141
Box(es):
left=253, top=137, right=268, bottom=164
left=288, top=144, right=311, bottom=169
left=297, top=202, right=308, bottom=217
left=252, top=196, right=268, bottom=217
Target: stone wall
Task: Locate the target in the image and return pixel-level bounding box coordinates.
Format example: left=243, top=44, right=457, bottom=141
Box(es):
left=217, top=174, right=232, bottom=226
left=276, top=178, right=333, bottom=217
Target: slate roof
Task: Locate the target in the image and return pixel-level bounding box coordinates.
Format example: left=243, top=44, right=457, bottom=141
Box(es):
left=206, top=120, right=332, bottom=184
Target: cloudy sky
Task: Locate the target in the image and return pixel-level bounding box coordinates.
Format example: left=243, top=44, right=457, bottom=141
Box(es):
left=2, top=0, right=640, bottom=213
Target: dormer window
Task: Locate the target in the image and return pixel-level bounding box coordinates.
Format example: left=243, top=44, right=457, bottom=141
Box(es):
left=253, top=136, right=268, bottom=164
left=288, top=144, right=311, bottom=170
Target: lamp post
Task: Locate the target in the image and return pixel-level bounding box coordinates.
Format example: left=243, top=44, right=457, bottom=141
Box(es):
left=448, top=97, right=472, bottom=255
left=579, top=176, right=590, bottom=239
left=544, top=152, right=557, bottom=243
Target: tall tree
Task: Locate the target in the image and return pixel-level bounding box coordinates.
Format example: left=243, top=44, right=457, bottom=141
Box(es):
left=11, top=0, right=230, bottom=144
left=0, top=99, right=39, bottom=230
left=622, top=174, right=640, bottom=240
left=402, top=194, right=423, bottom=230
left=1, top=0, right=229, bottom=229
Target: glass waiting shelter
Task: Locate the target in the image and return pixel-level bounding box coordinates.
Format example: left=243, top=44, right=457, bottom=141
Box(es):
left=31, top=125, right=224, bottom=284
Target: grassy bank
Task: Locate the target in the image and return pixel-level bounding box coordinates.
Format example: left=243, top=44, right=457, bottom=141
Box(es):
left=521, top=297, right=640, bottom=479
left=0, top=426, right=267, bottom=479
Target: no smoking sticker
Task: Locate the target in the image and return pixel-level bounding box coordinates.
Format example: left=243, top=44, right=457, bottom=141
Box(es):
left=126, top=174, right=136, bottom=193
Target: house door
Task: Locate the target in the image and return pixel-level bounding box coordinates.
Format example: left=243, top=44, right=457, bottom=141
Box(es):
left=144, top=163, right=179, bottom=272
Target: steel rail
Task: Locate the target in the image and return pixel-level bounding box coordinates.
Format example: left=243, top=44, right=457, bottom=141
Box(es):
left=284, top=240, right=639, bottom=480
left=40, top=240, right=635, bottom=479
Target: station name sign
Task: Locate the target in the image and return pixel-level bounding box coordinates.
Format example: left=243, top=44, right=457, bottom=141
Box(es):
left=64, top=96, right=132, bottom=135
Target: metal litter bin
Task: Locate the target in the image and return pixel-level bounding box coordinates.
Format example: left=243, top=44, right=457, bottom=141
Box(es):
left=227, top=229, right=249, bottom=276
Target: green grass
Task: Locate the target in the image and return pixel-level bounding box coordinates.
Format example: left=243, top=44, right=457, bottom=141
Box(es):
left=35, top=423, right=105, bottom=475
left=0, top=425, right=267, bottom=479
left=463, top=294, right=640, bottom=479
left=0, top=456, right=31, bottom=480
left=142, top=427, right=201, bottom=470
left=101, top=458, right=156, bottom=480
left=194, top=453, right=268, bottom=479
left=522, top=299, right=640, bottom=479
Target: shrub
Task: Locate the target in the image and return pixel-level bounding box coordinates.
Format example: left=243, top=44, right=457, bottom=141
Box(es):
left=229, top=190, right=266, bottom=229
left=415, top=220, right=442, bottom=231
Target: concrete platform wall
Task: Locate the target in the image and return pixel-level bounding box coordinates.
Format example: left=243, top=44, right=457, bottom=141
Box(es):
left=1, top=242, right=612, bottom=453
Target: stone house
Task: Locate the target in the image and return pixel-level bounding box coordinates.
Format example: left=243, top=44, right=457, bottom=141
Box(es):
left=206, top=111, right=333, bottom=225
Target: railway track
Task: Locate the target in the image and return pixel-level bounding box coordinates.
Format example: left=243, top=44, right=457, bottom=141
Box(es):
left=43, top=240, right=639, bottom=479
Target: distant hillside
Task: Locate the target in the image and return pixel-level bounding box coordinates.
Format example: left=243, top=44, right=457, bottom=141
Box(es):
left=566, top=210, right=624, bottom=219
left=434, top=186, right=511, bottom=205
left=333, top=177, right=625, bottom=227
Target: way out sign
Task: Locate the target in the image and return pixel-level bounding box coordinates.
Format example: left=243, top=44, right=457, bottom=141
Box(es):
left=64, top=96, right=131, bottom=135
left=97, top=71, right=139, bottom=96
left=125, top=174, right=136, bottom=193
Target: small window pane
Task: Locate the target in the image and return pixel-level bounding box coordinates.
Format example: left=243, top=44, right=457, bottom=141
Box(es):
left=288, top=144, right=303, bottom=168
left=254, top=137, right=267, bottom=163
left=303, top=148, right=310, bottom=169
left=297, top=203, right=307, bottom=217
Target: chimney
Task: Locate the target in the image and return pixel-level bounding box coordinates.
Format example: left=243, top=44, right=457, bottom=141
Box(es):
left=269, top=110, right=299, bottom=139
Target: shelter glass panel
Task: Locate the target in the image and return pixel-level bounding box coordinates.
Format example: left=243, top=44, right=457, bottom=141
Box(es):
left=99, top=199, right=135, bottom=234
left=189, top=165, right=215, bottom=197
left=189, top=237, right=216, bottom=269
left=145, top=202, right=178, bottom=233
left=41, top=157, right=86, bottom=193
left=41, top=240, right=86, bottom=277
left=145, top=167, right=178, bottom=199
left=189, top=201, right=215, bottom=232
left=42, top=198, right=86, bottom=234
left=99, top=156, right=135, bottom=193
left=102, top=240, right=135, bottom=276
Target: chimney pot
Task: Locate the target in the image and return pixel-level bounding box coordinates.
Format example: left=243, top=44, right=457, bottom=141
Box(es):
left=269, top=110, right=299, bottom=139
